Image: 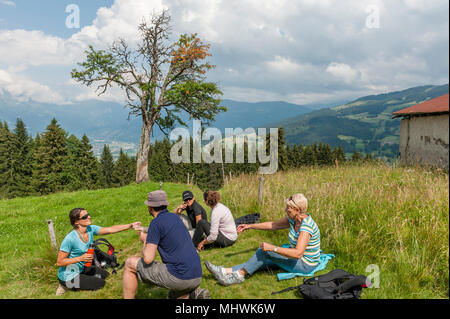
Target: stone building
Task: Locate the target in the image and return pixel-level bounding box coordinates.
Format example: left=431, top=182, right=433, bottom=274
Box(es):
left=392, top=93, right=449, bottom=169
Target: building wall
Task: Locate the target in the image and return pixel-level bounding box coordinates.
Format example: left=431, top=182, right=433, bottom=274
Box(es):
left=399, top=114, right=449, bottom=169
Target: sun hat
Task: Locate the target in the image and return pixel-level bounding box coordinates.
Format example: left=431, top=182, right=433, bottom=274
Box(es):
left=145, top=190, right=169, bottom=207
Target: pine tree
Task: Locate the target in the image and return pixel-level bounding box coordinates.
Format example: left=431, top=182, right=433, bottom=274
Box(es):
left=8, top=118, right=34, bottom=197
left=112, top=149, right=134, bottom=187
left=351, top=150, right=363, bottom=162
left=277, top=126, right=288, bottom=171
left=333, top=146, right=346, bottom=163
left=61, top=134, right=84, bottom=191
left=79, top=134, right=100, bottom=189
left=317, top=143, right=334, bottom=166
left=100, top=144, right=114, bottom=188
left=31, top=118, right=68, bottom=195
left=0, top=121, right=14, bottom=198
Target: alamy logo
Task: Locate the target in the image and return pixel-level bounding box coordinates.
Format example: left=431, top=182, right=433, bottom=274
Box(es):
left=170, top=120, right=279, bottom=174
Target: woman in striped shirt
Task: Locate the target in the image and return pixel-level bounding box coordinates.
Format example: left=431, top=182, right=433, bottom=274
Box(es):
left=205, top=193, right=320, bottom=286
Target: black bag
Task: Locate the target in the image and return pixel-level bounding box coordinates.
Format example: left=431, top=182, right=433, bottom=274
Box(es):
left=92, top=238, right=123, bottom=274
left=235, top=213, right=261, bottom=226
left=272, top=269, right=371, bottom=299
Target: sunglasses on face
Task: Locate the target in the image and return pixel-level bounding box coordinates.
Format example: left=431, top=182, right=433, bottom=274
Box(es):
left=79, top=213, right=90, bottom=220
left=184, top=198, right=193, bottom=203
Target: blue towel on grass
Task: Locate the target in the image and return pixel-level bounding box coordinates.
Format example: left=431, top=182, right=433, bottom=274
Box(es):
left=276, top=244, right=335, bottom=281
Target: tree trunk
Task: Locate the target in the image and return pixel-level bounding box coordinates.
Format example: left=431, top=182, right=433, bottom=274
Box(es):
left=136, top=118, right=152, bottom=184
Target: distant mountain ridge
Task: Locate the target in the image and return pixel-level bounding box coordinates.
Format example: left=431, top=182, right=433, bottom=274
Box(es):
left=266, top=83, right=449, bottom=159
left=0, top=96, right=317, bottom=156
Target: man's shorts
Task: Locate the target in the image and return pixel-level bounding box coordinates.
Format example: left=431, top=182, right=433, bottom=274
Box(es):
left=136, top=258, right=201, bottom=298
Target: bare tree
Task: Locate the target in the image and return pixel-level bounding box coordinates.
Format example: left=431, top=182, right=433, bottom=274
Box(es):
left=71, top=10, right=225, bottom=183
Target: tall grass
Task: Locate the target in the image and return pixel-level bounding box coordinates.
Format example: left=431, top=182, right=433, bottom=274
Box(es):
left=220, top=162, right=449, bottom=298
left=0, top=163, right=448, bottom=299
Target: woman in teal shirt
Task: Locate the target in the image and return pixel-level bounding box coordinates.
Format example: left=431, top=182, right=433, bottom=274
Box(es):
left=56, top=208, right=140, bottom=295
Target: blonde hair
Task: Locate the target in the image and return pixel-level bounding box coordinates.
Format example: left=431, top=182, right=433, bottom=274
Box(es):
left=285, top=193, right=308, bottom=214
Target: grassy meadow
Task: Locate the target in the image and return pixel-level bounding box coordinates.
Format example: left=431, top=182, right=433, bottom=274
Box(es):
left=0, top=162, right=448, bottom=299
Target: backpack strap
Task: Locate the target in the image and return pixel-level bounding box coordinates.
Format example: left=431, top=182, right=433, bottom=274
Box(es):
left=271, top=285, right=301, bottom=295
left=94, top=238, right=115, bottom=253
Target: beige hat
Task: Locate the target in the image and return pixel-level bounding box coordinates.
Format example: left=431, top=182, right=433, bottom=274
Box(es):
left=145, top=190, right=169, bottom=207
left=285, top=193, right=308, bottom=213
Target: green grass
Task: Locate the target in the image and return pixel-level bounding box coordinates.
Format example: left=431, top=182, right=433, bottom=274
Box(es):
left=0, top=163, right=448, bottom=299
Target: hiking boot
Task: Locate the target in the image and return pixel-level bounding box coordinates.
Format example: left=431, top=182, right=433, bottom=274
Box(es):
left=190, top=287, right=211, bottom=299
left=55, top=284, right=67, bottom=296
left=217, top=271, right=245, bottom=287
left=204, top=260, right=226, bottom=281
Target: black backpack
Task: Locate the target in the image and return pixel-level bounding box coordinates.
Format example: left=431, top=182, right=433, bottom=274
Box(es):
left=272, top=269, right=371, bottom=299
left=235, top=213, right=261, bottom=226
left=92, top=238, right=123, bottom=274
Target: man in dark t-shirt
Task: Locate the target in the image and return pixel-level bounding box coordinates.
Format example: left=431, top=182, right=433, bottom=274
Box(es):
left=175, top=190, right=208, bottom=231
left=122, top=190, right=209, bottom=299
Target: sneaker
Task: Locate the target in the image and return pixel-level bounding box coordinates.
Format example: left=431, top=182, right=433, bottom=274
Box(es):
left=217, top=271, right=245, bottom=287
left=204, top=260, right=226, bottom=281
left=55, top=284, right=67, bottom=296
left=190, top=287, right=211, bottom=299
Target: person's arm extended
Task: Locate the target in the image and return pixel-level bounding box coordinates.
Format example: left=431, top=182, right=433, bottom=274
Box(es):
left=98, top=222, right=140, bottom=235
left=237, top=217, right=289, bottom=233
left=260, top=231, right=311, bottom=259
left=142, top=243, right=158, bottom=265
left=56, top=250, right=92, bottom=267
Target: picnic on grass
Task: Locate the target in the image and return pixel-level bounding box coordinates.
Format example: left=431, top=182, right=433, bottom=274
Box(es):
left=55, top=189, right=341, bottom=299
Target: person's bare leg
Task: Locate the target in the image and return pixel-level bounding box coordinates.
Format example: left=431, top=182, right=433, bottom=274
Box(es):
left=123, top=256, right=140, bottom=299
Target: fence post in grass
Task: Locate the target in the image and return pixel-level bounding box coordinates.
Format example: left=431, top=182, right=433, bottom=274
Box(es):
left=159, top=181, right=163, bottom=190
left=47, top=219, right=58, bottom=252
left=229, top=171, right=232, bottom=181
left=258, top=176, right=264, bottom=206
left=187, top=172, right=190, bottom=185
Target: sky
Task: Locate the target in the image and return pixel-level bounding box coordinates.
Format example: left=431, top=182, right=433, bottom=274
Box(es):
left=0, top=0, right=448, bottom=106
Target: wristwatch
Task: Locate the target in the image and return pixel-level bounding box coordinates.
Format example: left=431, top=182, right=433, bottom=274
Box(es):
left=273, top=247, right=278, bottom=253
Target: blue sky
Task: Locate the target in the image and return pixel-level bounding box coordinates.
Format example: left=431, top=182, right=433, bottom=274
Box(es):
left=0, top=1, right=114, bottom=38
left=0, top=0, right=448, bottom=106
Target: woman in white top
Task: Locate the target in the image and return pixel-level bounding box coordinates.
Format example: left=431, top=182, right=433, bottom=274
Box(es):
left=193, top=191, right=238, bottom=251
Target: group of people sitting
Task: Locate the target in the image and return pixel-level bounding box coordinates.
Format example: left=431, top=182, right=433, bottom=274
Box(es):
left=55, top=189, right=320, bottom=299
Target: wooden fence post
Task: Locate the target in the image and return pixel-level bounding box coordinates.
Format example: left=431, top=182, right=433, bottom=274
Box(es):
left=47, top=219, right=58, bottom=252
left=187, top=172, right=190, bottom=185
left=258, top=176, right=264, bottom=206
left=159, top=181, right=163, bottom=190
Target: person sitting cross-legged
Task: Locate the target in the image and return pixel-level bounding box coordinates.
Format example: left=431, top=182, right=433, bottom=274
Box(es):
left=122, top=190, right=209, bottom=299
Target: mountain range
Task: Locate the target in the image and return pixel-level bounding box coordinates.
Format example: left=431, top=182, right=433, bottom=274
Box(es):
left=0, top=95, right=325, bottom=157
left=1, top=83, right=448, bottom=159
left=266, top=83, right=449, bottom=159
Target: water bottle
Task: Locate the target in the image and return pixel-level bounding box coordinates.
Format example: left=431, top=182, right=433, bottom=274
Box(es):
left=84, top=243, right=95, bottom=267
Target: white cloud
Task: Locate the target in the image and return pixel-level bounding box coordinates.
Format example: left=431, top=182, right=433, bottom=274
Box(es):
left=0, top=69, right=66, bottom=104
left=0, top=0, right=15, bottom=6
left=326, top=63, right=361, bottom=84
left=0, top=0, right=448, bottom=106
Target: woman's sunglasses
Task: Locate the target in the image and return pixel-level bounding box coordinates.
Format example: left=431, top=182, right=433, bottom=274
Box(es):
left=79, top=213, right=90, bottom=220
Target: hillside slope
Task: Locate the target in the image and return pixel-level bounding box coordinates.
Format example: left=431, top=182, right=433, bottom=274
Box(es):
left=0, top=163, right=448, bottom=299
left=267, top=84, right=449, bottom=159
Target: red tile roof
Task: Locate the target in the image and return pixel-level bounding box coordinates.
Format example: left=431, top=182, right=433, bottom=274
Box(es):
left=392, top=93, right=449, bottom=118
